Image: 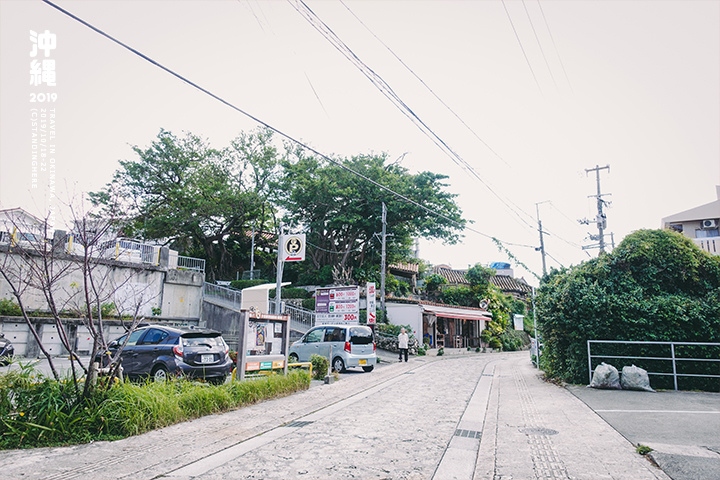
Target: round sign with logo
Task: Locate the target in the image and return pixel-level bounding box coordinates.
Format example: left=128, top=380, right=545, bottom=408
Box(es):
left=283, top=234, right=306, bottom=262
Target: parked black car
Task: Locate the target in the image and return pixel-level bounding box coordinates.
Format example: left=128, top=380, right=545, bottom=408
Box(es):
left=0, top=333, right=14, bottom=366
left=101, top=325, right=233, bottom=384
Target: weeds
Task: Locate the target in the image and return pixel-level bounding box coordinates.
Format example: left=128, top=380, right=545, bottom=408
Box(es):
left=0, top=365, right=310, bottom=449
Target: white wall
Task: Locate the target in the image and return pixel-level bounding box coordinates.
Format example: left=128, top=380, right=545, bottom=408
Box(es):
left=386, top=303, right=423, bottom=339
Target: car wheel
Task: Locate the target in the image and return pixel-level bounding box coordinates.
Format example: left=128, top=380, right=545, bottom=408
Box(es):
left=362, top=365, right=374, bottom=372
left=332, top=356, right=345, bottom=373
left=288, top=353, right=299, bottom=363
left=151, top=365, right=169, bottom=382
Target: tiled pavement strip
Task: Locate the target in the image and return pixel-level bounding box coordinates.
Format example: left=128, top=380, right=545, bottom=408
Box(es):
left=0, top=352, right=671, bottom=480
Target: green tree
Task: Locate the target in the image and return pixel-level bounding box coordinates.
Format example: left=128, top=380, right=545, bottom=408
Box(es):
left=274, top=150, right=465, bottom=281
left=536, top=229, right=720, bottom=385
left=90, top=128, right=279, bottom=281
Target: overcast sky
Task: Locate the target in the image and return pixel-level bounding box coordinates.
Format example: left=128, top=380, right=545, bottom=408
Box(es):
left=1, top=0, right=718, bottom=284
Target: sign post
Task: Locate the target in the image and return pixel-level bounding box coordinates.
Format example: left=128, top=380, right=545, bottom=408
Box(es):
left=275, top=232, right=306, bottom=313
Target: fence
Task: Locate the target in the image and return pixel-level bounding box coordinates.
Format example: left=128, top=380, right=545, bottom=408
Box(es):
left=203, top=282, right=242, bottom=310
left=587, top=340, right=720, bottom=391
left=270, top=301, right=314, bottom=334
left=169, top=253, right=206, bottom=273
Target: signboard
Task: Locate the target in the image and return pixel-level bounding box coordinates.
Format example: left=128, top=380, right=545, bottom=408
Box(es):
left=513, top=314, right=525, bottom=331
left=315, top=286, right=360, bottom=325
left=281, top=234, right=306, bottom=262
left=366, top=282, right=376, bottom=324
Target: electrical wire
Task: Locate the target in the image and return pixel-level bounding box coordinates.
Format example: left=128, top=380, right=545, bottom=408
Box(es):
left=338, top=0, right=511, bottom=169
left=288, top=0, right=540, bottom=234
left=536, top=0, right=573, bottom=92
left=40, top=0, right=534, bottom=257
left=521, top=0, right=557, bottom=89
left=501, top=0, right=542, bottom=94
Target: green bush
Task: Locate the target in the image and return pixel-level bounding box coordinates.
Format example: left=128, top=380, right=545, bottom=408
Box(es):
left=0, top=366, right=310, bottom=449
left=0, top=298, right=22, bottom=316
left=269, top=287, right=310, bottom=299
left=230, top=279, right=270, bottom=290
left=537, top=229, right=720, bottom=389
left=302, top=298, right=316, bottom=310
left=310, top=354, right=329, bottom=379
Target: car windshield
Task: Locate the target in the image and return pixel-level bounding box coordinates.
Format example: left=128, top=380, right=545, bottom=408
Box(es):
left=349, top=326, right=373, bottom=344
left=182, top=335, right=224, bottom=348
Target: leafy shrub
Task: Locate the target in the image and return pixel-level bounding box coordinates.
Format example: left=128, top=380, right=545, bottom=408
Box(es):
left=310, top=354, right=329, bottom=379
left=230, top=279, right=270, bottom=290
left=302, top=298, right=316, bottom=310
left=269, top=287, right=310, bottom=299
left=0, top=298, right=22, bottom=316
left=437, top=347, right=444, bottom=356
left=537, top=229, right=720, bottom=388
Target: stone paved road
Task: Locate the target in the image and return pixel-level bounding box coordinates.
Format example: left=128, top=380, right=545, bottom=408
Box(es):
left=0, top=353, right=495, bottom=480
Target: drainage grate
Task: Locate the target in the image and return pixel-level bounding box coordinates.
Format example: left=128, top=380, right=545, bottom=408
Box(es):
left=455, top=429, right=482, bottom=439
left=284, top=420, right=313, bottom=428
left=519, top=427, right=558, bottom=436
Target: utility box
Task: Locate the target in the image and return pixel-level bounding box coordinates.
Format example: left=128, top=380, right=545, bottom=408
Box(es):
left=234, top=311, right=290, bottom=382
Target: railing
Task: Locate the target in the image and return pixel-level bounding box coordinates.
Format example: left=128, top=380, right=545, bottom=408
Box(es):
left=169, top=253, right=206, bottom=273
left=203, top=282, right=242, bottom=310
left=694, top=237, right=719, bottom=255
left=99, top=238, right=160, bottom=266
left=270, top=301, right=314, bottom=334
left=587, top=340, right=720, bottom=390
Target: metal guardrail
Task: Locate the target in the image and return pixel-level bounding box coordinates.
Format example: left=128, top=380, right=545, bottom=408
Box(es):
left=203, top=283, right=242, bottom=310
left=587, top=340, right=720, bottom=390
left=270, top=301, right=314, bottom=334
left=170, top=253, right=206, bottom=273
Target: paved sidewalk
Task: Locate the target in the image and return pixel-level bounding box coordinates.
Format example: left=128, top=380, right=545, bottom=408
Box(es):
left=475, top=353, right=670, bottom=480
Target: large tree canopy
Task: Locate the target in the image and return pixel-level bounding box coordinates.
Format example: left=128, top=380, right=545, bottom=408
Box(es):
left=274, top=148, right=465, bottom=282
left=90, top=128, right=279, bottom=281
left=536, top=229, right=720, bottom=387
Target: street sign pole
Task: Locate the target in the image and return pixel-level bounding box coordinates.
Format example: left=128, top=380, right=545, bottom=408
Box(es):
left=275, top=228, right=284, bottom=314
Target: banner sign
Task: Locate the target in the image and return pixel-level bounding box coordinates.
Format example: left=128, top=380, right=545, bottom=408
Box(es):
left=315, top=286, right=360, bottom=325
left=366, top=282, right=376, bottom=324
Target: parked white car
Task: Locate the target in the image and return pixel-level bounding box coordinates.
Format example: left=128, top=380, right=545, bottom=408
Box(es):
left=289, top=324, right=376, bottom=372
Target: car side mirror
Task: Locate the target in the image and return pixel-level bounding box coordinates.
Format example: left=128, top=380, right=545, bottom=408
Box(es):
left=108, top=340, right=119, bottom=348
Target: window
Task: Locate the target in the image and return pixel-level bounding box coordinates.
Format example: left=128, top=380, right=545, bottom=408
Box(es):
left=119, top=329, right=146, bottom=347
left=349, top=326, right=373, bottom=345
left=139, top=329, right=168, bottom=345
left=304, top=328, right=324, bottom=343
left=696, top=228, right=720, bottom=238
left=324, top=327, right=345, bottom=342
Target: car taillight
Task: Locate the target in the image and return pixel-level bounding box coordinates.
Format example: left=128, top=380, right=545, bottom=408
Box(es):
left=344, top=341, right=351, bottom=353
left=222, top=339, right=229, bottom=356
left=373, top=342, right=376, bottom=352
left=173, top=343, right=183, bottom=358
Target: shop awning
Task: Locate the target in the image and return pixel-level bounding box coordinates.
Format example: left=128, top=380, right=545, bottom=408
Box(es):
left=421, top=304, right=492, bottom=322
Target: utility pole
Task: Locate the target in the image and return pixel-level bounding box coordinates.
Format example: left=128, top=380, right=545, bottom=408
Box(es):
left=380, top=203, right=387, bottom=315
left=581, top=165, right=611, bottom=254
left=535, top=201, right=549, bottom=277
left=274, top=223, right=284, bottom=314
left=250, top=222, right=256, bottom=280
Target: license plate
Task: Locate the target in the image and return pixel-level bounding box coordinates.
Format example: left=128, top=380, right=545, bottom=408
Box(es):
left=359, top=359, right=367, bottom=365
left=200, top=354, right=214, bottom=364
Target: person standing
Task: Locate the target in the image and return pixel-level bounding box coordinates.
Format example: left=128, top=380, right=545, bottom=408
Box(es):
left=398, top=327, right=409, bottom=362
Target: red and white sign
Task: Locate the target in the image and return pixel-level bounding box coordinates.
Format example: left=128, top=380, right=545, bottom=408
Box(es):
left=366, top=282, right=376, bottom=325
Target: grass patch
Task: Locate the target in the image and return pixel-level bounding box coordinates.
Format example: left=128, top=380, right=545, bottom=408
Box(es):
left=0, top=366, right=310, bottom=449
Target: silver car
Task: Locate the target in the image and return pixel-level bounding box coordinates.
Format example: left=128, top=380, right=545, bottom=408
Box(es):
left=289, top=324, right=376, bottom=372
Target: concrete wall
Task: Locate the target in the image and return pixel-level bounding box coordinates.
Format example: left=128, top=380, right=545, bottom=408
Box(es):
left=386, top=303, right=423, bottom=339
left=0, top=246, right=203, bottom=322
left=202, top=301, right=242, bottom=351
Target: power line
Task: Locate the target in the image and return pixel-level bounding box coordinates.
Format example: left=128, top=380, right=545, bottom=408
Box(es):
left=501, top=0, right=542, bottom=94
left=41, top=0, right=536, bottom=270
left=536, top=0, right=573, bottom=92
left=521, top=0, right=557, bottom=89
left=289, top=0, right=540, bottom=234
left=338, top=0, right=510, bottom=168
